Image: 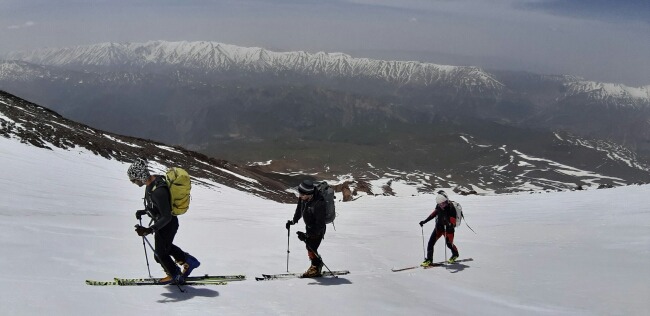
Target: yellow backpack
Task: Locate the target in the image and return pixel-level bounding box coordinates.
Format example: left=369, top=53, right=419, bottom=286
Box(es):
left=165, top=167, right=191, bottom=216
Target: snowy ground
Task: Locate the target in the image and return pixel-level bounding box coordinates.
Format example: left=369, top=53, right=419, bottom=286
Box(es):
left=0, top=136, right=648, bottom=315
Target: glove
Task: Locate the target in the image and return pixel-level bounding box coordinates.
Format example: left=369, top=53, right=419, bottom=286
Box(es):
left=419, top=221, right=425, bottom=227
left=285, top=220, right=294, bottom=230
left=296, top=231, right=307, bottom=241
left=135, top=225, right=153, bottom=236
left=135, top=209, right=147, bottom=220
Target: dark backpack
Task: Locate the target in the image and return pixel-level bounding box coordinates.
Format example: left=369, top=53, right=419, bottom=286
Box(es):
left=315, top=181, right=336, bottom=224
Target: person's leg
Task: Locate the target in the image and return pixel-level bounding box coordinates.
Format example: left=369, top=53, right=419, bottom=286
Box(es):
left=303, top=234, right=324, bottom=277
left=167, top=218, right=201, bottom=277
left=445, top=232, right=459, bottom=259
left=167, top=217, right=186, bottom=262
left=154, top=218, right=180, bottom=278
left=426, top=228, right=443, bottom=261
left=306, top=234, right=323, bottom=266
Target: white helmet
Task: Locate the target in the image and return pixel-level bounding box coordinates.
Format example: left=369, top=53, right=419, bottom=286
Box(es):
left=435, top=193, right=448, bottom=205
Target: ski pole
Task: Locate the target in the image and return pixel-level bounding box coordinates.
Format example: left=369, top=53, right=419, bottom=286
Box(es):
left=444, top=225, right=448, bottom=263
left=304, top=242, right=337, bottom=278
left=139, top=219, right=152, bottom=278
left=287, top=226, right=291, bottom=273
left=421, top=226, right=426, bottom=260
left=141, top=233, right=185, bottom=293
left=463, top=214, right=477, bottom=234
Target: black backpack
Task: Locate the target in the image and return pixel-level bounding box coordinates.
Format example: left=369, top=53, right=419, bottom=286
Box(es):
left=315, top=181, right=336, bottom=224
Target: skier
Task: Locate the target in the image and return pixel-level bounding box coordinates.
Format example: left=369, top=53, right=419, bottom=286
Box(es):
left=285, top=179, right=327, bottom=278
left=419, top=191, right=460, bottom=266
left=128, top=158, right=200, bottom=284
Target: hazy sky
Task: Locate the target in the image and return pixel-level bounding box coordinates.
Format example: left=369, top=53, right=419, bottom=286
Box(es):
left=0, top=0, right=648, bottom=86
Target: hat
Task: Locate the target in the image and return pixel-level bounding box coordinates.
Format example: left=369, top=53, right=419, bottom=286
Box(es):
left=298, top=179, right=315, bottom=195
left=435, top=193, right=448, bottom=205
left=127, top=158, right=150, bottom=182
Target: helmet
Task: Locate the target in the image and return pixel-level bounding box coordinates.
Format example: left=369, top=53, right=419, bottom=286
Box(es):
left=127, top=158, right=150, bottom=182
left=435, top=193, right=448, bottom=205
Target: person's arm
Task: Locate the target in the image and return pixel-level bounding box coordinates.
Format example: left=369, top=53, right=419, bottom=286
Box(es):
left=292, top=198, right=303, bottom=224
left=149, top=187, right=172, bottom=232
left=420, top=208, right=438, bottom=226
left=423, top=208, right=438, bottom=224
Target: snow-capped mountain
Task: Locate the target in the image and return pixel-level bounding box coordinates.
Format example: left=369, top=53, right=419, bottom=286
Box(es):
left=5, top=41, right=505, bottom=95
left=0, top=60, right=55, bottom=82
left=564, top=81, right=650, bottom=107
left=6, top=41, right=650, bottom=103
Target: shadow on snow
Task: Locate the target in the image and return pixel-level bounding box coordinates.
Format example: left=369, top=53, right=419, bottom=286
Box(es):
left=158, top=286, right=220, bottom=302
left=307, top=277, right=353, bottom=286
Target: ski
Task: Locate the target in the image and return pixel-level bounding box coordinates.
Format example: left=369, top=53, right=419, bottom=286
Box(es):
left=391, top=258, right=474, bottom=272
left=423, top=258, right=473, bottom=269
left=114, top=274, right=245, bottom=283
left=119, top=279, right=227, bottom=286
left=390, top=265, right=420, bottom=272
left=85, top=279, right=227, bottom=286
left=255, top=270, right=350, bottom=281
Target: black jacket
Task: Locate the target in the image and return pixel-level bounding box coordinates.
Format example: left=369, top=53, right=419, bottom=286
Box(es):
left=143, top=175, right=173, bottom=232
left=423, top=202, right=458, bottom=233
left=292, top=192, right=327, bottom=236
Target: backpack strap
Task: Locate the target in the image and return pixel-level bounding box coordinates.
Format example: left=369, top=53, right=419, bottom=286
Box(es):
left=150, top=176, right=168, bottom=192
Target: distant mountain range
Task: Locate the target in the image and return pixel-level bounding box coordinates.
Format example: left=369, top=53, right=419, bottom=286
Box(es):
left=2, top=41, right=650, bottom=193
left=4, top=41, right=648, bottom=100
left=4, top=41, right=504, bottom=96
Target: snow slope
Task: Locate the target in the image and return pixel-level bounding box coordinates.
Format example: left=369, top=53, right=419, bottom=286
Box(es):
left=0, top=136, right=648, bottom=315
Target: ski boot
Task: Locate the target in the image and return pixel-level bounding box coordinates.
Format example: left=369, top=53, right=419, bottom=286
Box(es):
left=301, top=265, right=322, bottom=278
left=178, top=253, right=201, bottom=278
left=420, top=259, right=433, bottom=267
left=159, top=267, right=183, bottom=285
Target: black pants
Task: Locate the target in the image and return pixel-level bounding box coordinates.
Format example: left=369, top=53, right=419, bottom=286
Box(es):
left=305, top=234, right=324, bottom=266
left=426, top=226, right=459, bottom=261
left=154, top=216, right=186, bottom=275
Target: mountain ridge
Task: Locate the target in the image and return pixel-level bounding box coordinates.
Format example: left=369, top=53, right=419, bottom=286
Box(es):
left=0, top=89, right=296, bottom=203
left=4, top=40, right=649, bottom=102
left=3, top=40, right=507, bottom=97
